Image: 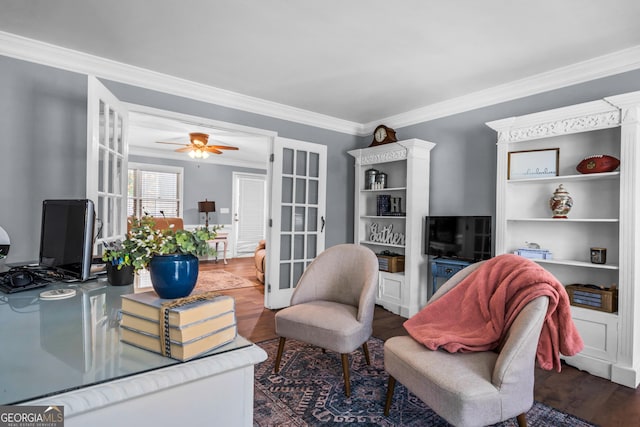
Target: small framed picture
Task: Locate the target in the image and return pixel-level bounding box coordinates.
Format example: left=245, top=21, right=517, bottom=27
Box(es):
left=508, top=148, right=559, bottom=180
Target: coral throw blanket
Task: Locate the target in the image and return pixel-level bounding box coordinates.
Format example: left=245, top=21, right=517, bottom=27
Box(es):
left=404, top=254, right=584, bottom=371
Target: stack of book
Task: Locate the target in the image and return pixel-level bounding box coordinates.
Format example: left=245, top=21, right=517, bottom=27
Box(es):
left=376, top=194, right=391, bottom=216
left=120, top=291, right=237, bottom=361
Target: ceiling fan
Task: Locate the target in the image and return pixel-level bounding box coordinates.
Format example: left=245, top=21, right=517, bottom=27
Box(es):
left=156, top=132, right=239, bottom=158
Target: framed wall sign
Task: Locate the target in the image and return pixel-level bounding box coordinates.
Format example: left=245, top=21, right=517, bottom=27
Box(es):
left=508, top=148, right=559, bottom=180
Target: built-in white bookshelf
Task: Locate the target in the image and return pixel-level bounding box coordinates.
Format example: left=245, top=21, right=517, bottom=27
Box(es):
left=487, top=91, right=640, bottom=388
left=348, top=139, right=435, bottom=318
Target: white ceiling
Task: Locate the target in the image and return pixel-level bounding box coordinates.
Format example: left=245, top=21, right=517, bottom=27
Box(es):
left=2, top=1, right=640, bottom=164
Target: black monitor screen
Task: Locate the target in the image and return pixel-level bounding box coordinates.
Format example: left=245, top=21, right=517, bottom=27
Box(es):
left=39, top=199, right=95, bottom=280
left=425, top=216, right=492, bottom=262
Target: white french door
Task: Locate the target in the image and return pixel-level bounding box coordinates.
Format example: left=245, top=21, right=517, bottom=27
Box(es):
left=232, top=172, right=267, bottom=257
left=86, top=76, right=128, bottom=254
left=265, top=137, right=327, bottom=309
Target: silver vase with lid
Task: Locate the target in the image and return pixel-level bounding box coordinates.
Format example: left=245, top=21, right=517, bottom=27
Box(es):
left=365, top=168, right=378, bottom=189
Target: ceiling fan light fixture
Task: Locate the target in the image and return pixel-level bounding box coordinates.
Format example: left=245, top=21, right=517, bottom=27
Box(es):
left=189, top=132, right=209, bottom=147
left=157, top=132, right=238, bottom=159
left=188, top=148, right=209, bottom=159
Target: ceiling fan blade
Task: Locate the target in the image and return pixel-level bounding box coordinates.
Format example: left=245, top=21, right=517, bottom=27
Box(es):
left=156, top=141, right=188, bottom=146
left=203, top=147, right=223, bottom=154
left=158, top=134, right=238, bottom=156
left=211, top=145, right=239, bottom=150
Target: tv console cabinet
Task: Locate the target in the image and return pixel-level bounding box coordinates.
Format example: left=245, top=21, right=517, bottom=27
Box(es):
left=431, top=258, right=472, bottom=295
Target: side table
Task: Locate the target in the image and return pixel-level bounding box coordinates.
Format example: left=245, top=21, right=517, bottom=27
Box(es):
left=210, top=232, right=229, bottom=264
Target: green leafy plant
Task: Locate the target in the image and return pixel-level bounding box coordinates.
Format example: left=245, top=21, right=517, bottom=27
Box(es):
left=102, top=215, right=218, bottom=272
left=102, top=239, right=132, bottom=270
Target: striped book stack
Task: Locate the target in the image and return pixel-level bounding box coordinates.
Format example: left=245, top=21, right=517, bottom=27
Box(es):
left=120, top=291, right=237, bottom=361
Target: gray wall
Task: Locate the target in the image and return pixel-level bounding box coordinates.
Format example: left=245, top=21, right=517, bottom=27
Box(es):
left=102, top=80, right=361, bottom=249
left=0, top=56, right=88, bottom=263
left=0, top=55, right=361, bottom=264
left=395, top=69, right=640, bottom=218
left=129, top=154, right=266, bottom=225
left=3, top=52, right=640, bottom=265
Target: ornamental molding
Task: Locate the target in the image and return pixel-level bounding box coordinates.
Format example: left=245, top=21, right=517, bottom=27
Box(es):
left=497, top=110, right=621, bottom=143
left=620, top=105, right=640, bottom=125
left=348, top=146, right=407, bottom=165
left=360, top=149, right=407, bottom=165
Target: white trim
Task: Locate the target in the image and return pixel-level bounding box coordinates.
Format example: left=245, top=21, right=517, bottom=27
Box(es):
left=365, top=44, right=640, bottom=133
left=2, top=31, right=640, bottom=136
left=126, top=104, right=279, bottom=138
left=128, top=146, right=268, bottom=170
left=0, top=31, right=363, bottom=136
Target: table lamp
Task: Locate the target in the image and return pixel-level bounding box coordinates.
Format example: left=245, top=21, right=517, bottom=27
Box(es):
left=198, top=199, right=216, bottom=228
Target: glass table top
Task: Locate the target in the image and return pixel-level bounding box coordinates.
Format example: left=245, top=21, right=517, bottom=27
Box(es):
left=0, top=277, right=252, bottom=405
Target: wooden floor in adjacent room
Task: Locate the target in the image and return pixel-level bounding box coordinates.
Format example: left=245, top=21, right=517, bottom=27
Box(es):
left=202, top=257, right=640, bottom=427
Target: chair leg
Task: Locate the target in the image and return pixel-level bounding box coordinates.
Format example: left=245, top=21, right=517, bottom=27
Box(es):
left=516, top=413, right=527, bottom=427
left=274, top=337, right=286, bottom=373
left=384, top=376, right=396, bottom=416
left=341, top=354, right=351, bottom=397
left=362, top=342, right=371, bottom=365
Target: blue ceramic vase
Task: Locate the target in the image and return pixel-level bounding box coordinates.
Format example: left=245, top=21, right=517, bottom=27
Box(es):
left=148, top=254, right=199, bottom=299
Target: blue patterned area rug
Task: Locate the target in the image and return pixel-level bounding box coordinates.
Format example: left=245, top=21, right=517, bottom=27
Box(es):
left=254, top=337, right=596, bottom=427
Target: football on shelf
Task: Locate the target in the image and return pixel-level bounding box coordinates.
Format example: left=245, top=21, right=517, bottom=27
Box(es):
left=576, top=155, right=620, bottom=174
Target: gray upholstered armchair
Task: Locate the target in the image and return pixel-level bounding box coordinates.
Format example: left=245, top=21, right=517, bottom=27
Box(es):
left=384, top=261, right=550, bottom=427
left=274, top=244, right=379, bottom=397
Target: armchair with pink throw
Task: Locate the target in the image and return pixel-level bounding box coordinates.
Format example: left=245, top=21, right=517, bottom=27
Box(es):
left=384, top=254, right=584, bottom=427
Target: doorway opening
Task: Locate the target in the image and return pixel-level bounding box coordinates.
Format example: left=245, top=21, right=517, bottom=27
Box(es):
left=232, top=172, right=267, bottom=258
left=123, top=103, right=275, bottom=309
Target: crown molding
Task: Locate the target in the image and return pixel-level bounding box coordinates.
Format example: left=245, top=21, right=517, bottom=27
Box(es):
left=365, top=45, right=640, bottom=134
left=0, top=31, right=364, bottom=136
left=2, top=31, right=640, bottom=138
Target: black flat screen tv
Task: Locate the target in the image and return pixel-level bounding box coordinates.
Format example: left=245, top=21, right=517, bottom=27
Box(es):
left=425, top=216, right=492, bottom=262
left=39, top=199, right=95, bottom=281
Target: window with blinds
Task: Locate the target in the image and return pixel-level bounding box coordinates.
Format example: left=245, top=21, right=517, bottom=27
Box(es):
left=128, top=163, right=183, bottom=218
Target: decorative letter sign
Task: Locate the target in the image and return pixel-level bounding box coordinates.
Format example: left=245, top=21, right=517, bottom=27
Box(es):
left=369, top=223, right=405, bottom=246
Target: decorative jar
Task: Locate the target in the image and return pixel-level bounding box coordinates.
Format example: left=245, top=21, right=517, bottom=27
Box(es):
left=365, top=168, right=378, bottom=189
left=549, top=184, right=573, bottom=218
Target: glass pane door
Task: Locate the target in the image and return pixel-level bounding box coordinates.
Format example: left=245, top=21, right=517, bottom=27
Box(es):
left=266, top=137, right=326, bottom=309
left=87, top=76, right=128, bottom=256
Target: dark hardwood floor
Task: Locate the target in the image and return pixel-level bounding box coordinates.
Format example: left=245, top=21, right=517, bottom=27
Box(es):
left=202, top=257, right=640, bottom=427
